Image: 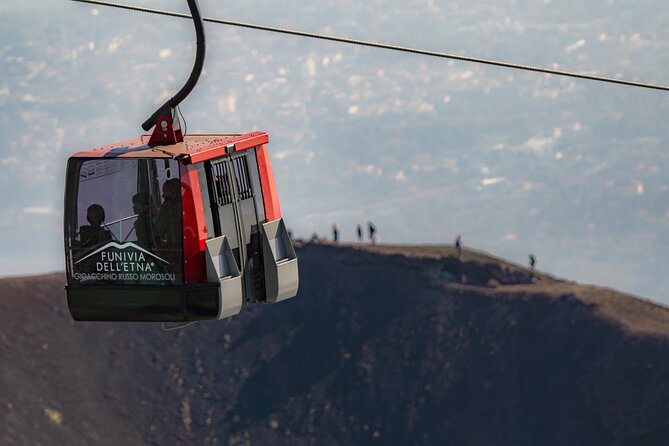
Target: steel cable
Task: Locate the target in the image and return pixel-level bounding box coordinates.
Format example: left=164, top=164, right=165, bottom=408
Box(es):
left=70, top=0, right=669, bottom=92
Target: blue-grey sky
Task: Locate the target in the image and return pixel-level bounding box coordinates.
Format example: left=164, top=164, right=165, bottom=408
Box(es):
left=1, top=0, right=668, bottom=302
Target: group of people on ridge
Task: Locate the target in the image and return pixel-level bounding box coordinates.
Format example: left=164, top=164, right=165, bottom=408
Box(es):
left=331, top=221, right=377, bottom=245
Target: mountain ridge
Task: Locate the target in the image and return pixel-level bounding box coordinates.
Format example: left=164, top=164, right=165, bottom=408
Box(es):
left=2, top=243, right=669, bottom=445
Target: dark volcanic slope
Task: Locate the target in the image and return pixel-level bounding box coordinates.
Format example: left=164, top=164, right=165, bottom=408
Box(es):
left=2, top=244, right=669, bottom=446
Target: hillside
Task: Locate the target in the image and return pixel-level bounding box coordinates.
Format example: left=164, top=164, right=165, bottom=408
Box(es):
left=2, top=244, right=669, bottom=445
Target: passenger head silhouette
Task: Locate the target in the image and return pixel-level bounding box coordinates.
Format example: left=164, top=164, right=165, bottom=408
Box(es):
left=87, top=204, right=105, bottom=227
left=132, top=192, right=151, bottom=214
left=162, top=178, right=181, bottom=202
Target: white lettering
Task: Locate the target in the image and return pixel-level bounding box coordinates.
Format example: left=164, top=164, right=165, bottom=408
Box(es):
left=140, top=273, right=176, bottom=282
left=100, top=251, right=146, bottom=263
left=76, top=246, right=176, bottom=283
left=73, top=272, right=119, bottom=281
left=95, top=260, right=154, bottom=273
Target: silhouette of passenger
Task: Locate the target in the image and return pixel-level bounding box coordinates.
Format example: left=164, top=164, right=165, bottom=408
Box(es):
left=131, top=192, right=153, bottom=249
left=158, top=179, right=181, bottom=249
left=529, top=254, right=537, bottom=271
left=79, top=204, right=112, bottom=248
left=357, top=224, right=363, bottom=243
left=368, top=221, right=377, bottom=245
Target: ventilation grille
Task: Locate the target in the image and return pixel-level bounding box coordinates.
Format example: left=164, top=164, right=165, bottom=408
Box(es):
left=232, top=156, right=253, bottom=200
left=210, top=159, right=234, bottom=206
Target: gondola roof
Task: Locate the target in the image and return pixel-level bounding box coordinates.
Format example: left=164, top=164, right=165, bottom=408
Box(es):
left=72, top=132, right=269, bottom=163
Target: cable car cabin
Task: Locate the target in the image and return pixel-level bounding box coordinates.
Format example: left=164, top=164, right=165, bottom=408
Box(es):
left=64, top=132, right=298, bottom=322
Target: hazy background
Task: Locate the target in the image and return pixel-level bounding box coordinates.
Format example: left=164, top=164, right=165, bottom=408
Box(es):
left=1, top=0, right=667, bottom=302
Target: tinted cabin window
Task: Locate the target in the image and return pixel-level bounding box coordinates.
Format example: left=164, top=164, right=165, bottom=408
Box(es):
left=232, top=156, right=253, bottom=200
left=65, top=158, right=183, bottom=285
left=235, top=153, right=264, bottom=302
left=210, top=159, right=234, bottom=206
left=208, top=157, right=241, bottom=267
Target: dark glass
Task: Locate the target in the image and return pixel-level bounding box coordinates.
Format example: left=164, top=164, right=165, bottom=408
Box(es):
left=233, top=153, right=264, bottom=302
left=246, top=150, right=266, bottom=223
left=204, top=150, right=266, bottom=302
left=65, top=158, right=183, bottom=286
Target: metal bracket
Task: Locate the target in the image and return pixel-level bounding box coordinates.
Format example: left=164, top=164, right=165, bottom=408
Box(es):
left=148, top=114, right=184, bottom=146
left=205, top=235, right=243, bottom=319
left=142, top=0, right=205, bottom=136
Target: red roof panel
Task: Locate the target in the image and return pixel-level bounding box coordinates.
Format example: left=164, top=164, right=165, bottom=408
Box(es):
left=71, top=132, right=269, bottom=163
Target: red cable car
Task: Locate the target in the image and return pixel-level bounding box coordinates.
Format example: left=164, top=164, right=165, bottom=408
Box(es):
left=64, top=0, right=298, bottom=322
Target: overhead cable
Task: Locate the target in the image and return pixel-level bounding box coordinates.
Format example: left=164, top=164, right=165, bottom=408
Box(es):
left=70, top=0, right=669, bottom=92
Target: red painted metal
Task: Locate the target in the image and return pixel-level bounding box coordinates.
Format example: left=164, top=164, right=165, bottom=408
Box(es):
left=180, top=163, right=208, bottom=283
left=72, top=133, right=268, bottom=162
left=148, top=115, right=184, bottom=146
left=186, top=132, right=268, bottom=163
left=256, top=144, right=282, bottom=222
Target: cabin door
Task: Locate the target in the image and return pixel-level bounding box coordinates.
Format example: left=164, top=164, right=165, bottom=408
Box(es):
left=207, top=152, right=265, bottom=303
